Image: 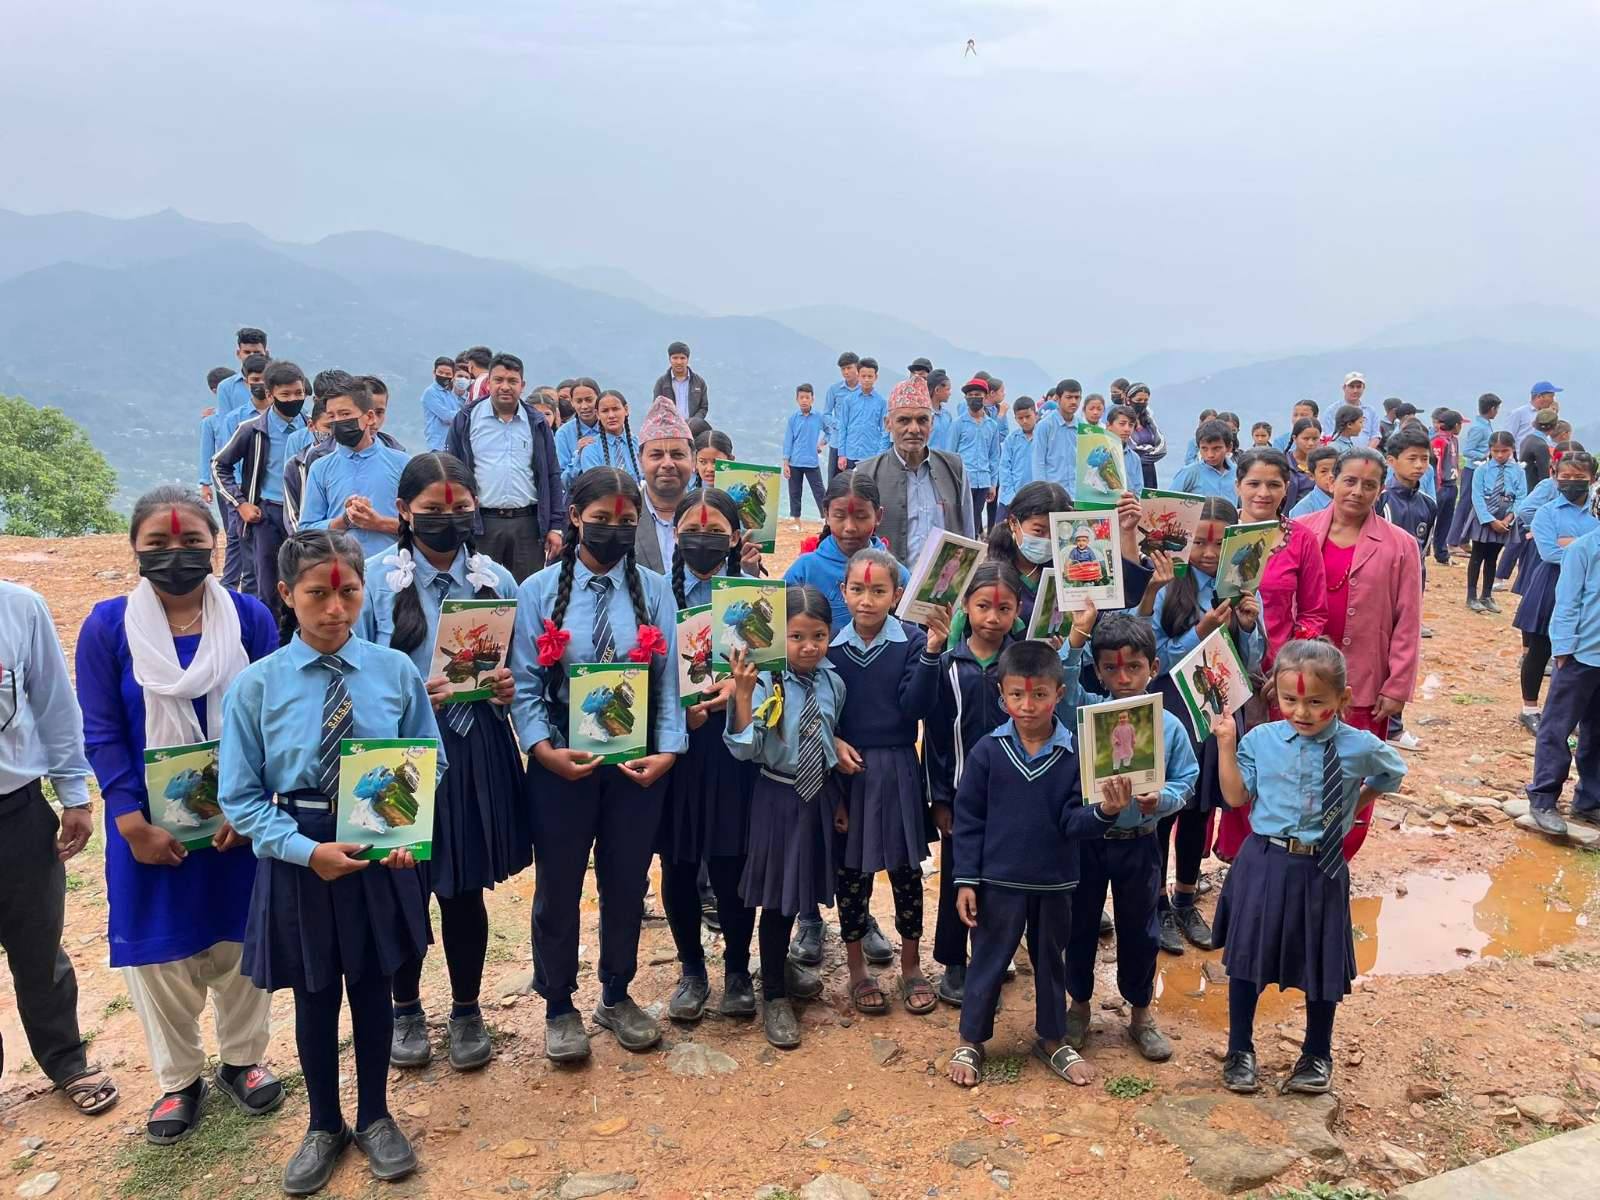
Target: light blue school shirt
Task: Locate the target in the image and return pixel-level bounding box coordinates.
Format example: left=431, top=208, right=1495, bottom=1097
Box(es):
left=471, top=399, right=538, bottom=506
left=0, top=582, right=91, bottom=808
left=356, top=546, right=519, bottom=678
left=420, top=382, right=462, bottom=452
left=900, top=450, right=945, bottom=565
left=723, top=664, right=845, bottom=775
left=285, top=425, right=319, bottom=462
left=1058, top=644, right=1199, bottom=827
left=1531, top=494, right=1600, bottom=566
left=1552, top=529, right=1600, bottom=665
left=1148, top=567, right=1267, bottom=676
left=1272, top=431, right=1293, bottom=453
left=216, top=372, right=252, bottom=414
left=1460, top=415, right=1494, bottom=469
left=1120, top=440, right=1145, bottom=494
left=217, top=633, right=444, bottom=867
left=1289, top=487, right=1332, bottom=518
left=299, top=440, right=410, bottom=559
left=1171, top=459, right=1238, bottom=503
left=831, top=615, right=909, bottom=653
left=1504, top=404, right=1540, bottom=453
left=1031, top=410, right=1077, bottom=496
left=574, top=431, right=642, bottom=483
left=508, top=556, right=687, bottom=754
left=1471, top=459, right=1526, bottom=524
left=1516, top=477, right=1556, bottom=528
left=993, top=716, right=1074, bottom=762
left=1183, top=437, right=1199, bottom=465
left=783, top=410, right=826, bottom=469
left=1329, top=434, right=1361, bottom=455
left=822, top=381, right=859, bottom=448
left=998, top=427, right=1034, bottom=506
left=555, top=417, right=602, bottom=478
left=260, top=410, right=306, bottom=504
left=836, top=388, right=888, bottom=462
left=679, top=573, right=713, bottom=609
left=198, top=410, right=220, bottom=487
left=954, top=410, right=1002, bottom=488
left=929, top=406, right=957, bottom=454
left=1236, top=719, right=1405, bottom=845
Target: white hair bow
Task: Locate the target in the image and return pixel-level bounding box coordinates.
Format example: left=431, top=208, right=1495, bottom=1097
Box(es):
left=465, top=553, right=498, bottom=591
left=383, top=548, right=416, bottom=592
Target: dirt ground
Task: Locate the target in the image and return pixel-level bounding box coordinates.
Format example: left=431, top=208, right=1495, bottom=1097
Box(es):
left=2, top=525, right=1597, bottom=1200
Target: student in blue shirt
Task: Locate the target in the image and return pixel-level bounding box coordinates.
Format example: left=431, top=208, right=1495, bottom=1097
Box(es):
left=216, top=326, right=268, bottom=414
left=1031, top=387, right=1082, bottom=497
left=1211, top=639, right=1405, bottom=1096
left=1528, top=525, right=1600, bottom=836
left=1104, top=405, right=1147, bottom=500
left=693, top=428, right=734, bottom=491
left=781, top=384, right=828, bottom=523
left=1461, top=431, right=1526, bottom=612
left=1327, top=405, right=1366, bottom=455
left=508, top=466, right=687, bottom=1062
left=573, top=389, right=642, bottom=483
left=1272, top=402, right=1319, bottom=453
left=299, top=378, right=409, bottom=561
left=1446, top=392, right=1503, bottom=549
left=209, top=355, right=272, bottom=591
left=927, top=371, right=958, bottom=454
left=419, top=357, right=462, bottom=452
left=553, top=379, right=603, bottom=481
left=219, top=531, right=441, bottom=1192
left=1181, top=408, right=1219, bottom=465
left=1289, top=445, right=1339, bottom=518
left=1172, top=418, right=1238, bottom=502
left=724, top=585, right=844, bottom=1050
left=821, top=353, right=860, bottom=482
left=354, top=454, right=525, bottom=1074
left=955, top=382, right=1002, bottom=534
left=996, top=398, right=1037, bottom=522
left=834, top=359, right=887, bottom=470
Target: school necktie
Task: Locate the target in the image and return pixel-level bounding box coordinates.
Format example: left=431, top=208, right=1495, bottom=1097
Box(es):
left=433, top=575, right=475, bottom=737
left=587, top=576, right=616, bottom=664
left=316, top=654, right=353, bottom=801
left=793, top=675, right=826, bottom=802
left=1316, top=735, right=1349, bottom=878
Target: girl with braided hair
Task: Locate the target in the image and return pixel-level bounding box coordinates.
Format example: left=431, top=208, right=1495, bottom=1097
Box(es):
left=354, top=453, right=526, bottom=1074
left=508, top=466, right=687, bottom=1061
left=572, top=390, right=643, bottom=484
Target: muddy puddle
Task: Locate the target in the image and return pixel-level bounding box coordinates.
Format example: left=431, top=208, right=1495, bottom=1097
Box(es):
left=1153, top=836, right=1594, bottom=1027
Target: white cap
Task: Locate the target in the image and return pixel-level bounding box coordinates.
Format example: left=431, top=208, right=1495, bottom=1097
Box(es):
left=1343, top=371, right=1366, bottom=386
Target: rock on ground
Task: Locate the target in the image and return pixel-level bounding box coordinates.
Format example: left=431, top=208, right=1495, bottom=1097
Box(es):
left=1512, top=1094, right=1567, bottom=1124
left=558, top=1173, right=638, bottom=1199
left=665, top=1042, right=739, bottom=1077
left=1137, top=1091, right=1344, bottom=1193
left=799, top=1172, right=871, bottom=1200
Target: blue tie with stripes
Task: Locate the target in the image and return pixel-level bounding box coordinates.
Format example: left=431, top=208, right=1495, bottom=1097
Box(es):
left=1316, top=735, right=1349, bottom=878
left=588, top=576, right=616, bottom=664
left=316, top=655, right=353, bottom=800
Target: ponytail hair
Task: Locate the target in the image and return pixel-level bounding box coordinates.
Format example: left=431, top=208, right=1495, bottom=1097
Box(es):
left=1159, top=497, right=1239, bottom=640
left=597, top=390, right=641, bottom=480
left=390, top=453, right=493, bottom=656
left=669, top=487, right=744, bottom=607
left=276, top=530, right=365, bottom=646
left=987, top=481, right=1070, bottom=564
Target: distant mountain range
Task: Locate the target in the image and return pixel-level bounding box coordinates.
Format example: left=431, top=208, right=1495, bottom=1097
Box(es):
left=0, top=208, right=1594, bottom=507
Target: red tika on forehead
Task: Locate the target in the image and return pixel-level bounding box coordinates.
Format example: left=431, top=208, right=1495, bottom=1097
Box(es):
left=613, top=494, right=625, bottom=517
left=1113, top=650, right=1128, bottom=669
left=990, top=586, right=1000, bottom=608
left=1295, top=672, right=1306, bottom=696
left=864, top=563, right=873, bottom=584
left=698, top=503, right=709, bottom=526
left=169, top=506, right=181, bottom=536
left=444, top=483, right=454, bottom=504
left=329, top=560, right=342, bottom=588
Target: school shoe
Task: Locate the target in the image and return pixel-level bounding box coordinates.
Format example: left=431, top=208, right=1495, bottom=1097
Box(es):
left=1064, top=1005, right=1090, bottom=1051
left=594, top=998, right=662, bottom=1052
left=282, top=1125, right=352, bottom=1196
left=1281, top=1054, right=1333, bottom=1095
left=447, top=1013, right=493, bottom=1071
left=544, top=1012, right=591, bottom=1063
left=1173, top=905, right=1214, bottom=950
left=352, top=1116, right=418, bottom=1182
left=1221, top=1051, right=1260, bottom=1094
left=389, top=1012, right=432, bottom=1068
left=861, top=916, right=896, bottom=965
left=1128, top=1020, right=1173, bottom=1062
left=789, top=919, right=824, bottom=966
left=667, top=973, right=711, bottom=1022
left=1466, top=598, right=1487, bottom=613
left=763, top=997, right=802, bottom=1049
left=935, top=963, right=966, bottom=1007
left=1157, top=910, right=1185, bottom=955
left=1483, top=597, right=1503, bottom=614
left=1529, top=808, right=1569, bottom=838
left=1099, top=908, right=1114, bottom=937
left=719, top=971, right=757, bottom=1018
left=784, top=960, right=824, bottom=1001
left=1519, top=711, right=1542, bottom=734
left=1387, top=729, right=1424, bottom=752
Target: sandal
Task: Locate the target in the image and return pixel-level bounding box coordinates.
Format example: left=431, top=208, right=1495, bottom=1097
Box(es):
left=900, top=975, right=937, bottom=1015
left=145, top=1080, right=207, bottom=1145
left=1032, top=1038, right=1094, bottom=1086
left=947, top=1045, right=984, bottom=1088
left=60, top=1067, right=120, bottom=1116
left=850, top=977, right=888, bottom=1016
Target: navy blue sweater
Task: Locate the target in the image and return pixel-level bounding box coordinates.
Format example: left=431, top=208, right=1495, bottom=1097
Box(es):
left=1375, top=483, right=1438, bottom=559
left=827, top=624, right=940, bottom=749
left=925, top=636, right=1016, bottom=810
left=952, top=728, right=1113, bottom=891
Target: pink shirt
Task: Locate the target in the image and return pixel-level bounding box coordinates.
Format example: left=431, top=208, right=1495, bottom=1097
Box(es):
left=1258, top=519, right=1328, bottom=669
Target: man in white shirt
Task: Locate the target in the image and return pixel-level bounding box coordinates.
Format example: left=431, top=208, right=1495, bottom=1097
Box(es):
left=1505, top=381, right=1562, bottom=452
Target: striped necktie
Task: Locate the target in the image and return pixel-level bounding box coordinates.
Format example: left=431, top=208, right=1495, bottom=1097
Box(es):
left=433, top=575, right=475, bottom=736
left=588, top=576, right=616, bottom=663
left=793, top=675, right=826, bottom=802
left=316, top=654, right=354, bottom=801
left=1316, top=734, right=1349, bottom=878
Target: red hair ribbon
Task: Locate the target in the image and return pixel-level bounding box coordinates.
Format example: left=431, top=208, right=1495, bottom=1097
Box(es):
left=799, top=534, right=821, bottom=554
left=536, top=619, right=571, bottom=667
left=629, top=624, right=668, bottom=663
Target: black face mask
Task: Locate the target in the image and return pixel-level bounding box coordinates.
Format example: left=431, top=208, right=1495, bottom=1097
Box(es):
left=273, top=399, right=305, bottom=420
left=679, top=531, right=731, bottom=576
left=330, top=418, right=365, bottom=447
left=410, top=512, right=475, bottom=554
left=580, top=522, right=636, bottom=568
left=1559, top=479, right=1593, bottom=505
left=966, top=396, right=985, bottom=411
left=136, top=547, right=213, bottom=597
left=249, top=383, right=267, bottom=401
left=435, top=375, right=453, bottom=391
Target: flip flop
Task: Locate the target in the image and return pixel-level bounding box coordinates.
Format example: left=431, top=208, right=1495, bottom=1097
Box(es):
left=947, top=1045, right=984, bottom=1088
left=1033, top=1039, right=1092, bottom=1086
left=850, top=977, right=888, bottom=1015
left=900, top=975, right=937, bottom=1015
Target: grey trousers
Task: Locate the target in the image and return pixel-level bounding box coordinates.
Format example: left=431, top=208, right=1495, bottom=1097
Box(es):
left=0, top=782, right=88, bottom=1085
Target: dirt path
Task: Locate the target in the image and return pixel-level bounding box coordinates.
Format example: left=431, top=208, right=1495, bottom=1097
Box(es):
left=2, top=531, right=1596, bottom=1200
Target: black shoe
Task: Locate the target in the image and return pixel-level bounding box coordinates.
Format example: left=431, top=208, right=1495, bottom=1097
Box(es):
left=544, top=1011, right=591, bottom=1063
left=1098, top=908, right=1114, bottom=937
left=389, top=1011, right=431, bottom=1068
left=719, top=971, right=757, bottom=1018
left=789, top=919, right=824, bottom=966
left=1128, top=1020, right=1173, bottom=1062
left=1466, top=598, right=1486, bottom=613
left=1282, top=1054, right=1333, bottom=1094
left=352, top=1116, right=417, bottom=1182
left=1157, top=909, right=1185, bottom=955
left=1519, top=711, right=1541, bottom=735
left=1221, top=1051, right=1259, bottom=1094
left=935, top=963, right=965, bottom=1007
left=1530, top=808, right=1569, bottom=838
left=667, top=973, right=711, bottom=1022
left=594, top=998, right=662, bottom=1052
left=861, top=916, right=896, bottom=965
left=1173, top=905, right=1214, bottom=950
left=282, top=1125, right=351, bottom=1195
left=447, top=1013, right=493, bottom=1071
left=1483, top=596, right=1503, bottom=614
left=784, top=960, right=824, bottom=1001
left=763, top=997, right=801, bottom=1049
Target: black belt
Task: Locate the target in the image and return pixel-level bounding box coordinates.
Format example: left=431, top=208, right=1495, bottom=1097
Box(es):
left=481, top=506, right=535, bottom=519
left=278, top=789, right=332, bottom=814
left=1263, top=834, right=1320, bottom=856
left=1103, top=823, right=1157, bottom=840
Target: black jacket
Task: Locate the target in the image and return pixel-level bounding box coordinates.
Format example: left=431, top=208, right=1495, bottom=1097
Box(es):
left=651, top=369, right=709, bottom=422
left=444, top=398, right=564, bottom=538
left=211, top=408, right=306, bottom=509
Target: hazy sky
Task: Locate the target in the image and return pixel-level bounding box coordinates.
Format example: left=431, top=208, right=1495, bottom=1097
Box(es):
left=4, top=0, right=1596, bottom=364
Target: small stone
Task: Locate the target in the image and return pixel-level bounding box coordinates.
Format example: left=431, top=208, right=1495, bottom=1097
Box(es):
left=1533, top=952, right=1560, bottom=968
left=403, top=1102, right=431, bottom=1118
left=1375, top=1141, right=1428, bottom=1182
left=1040, top=1133, right=1063, bottom=1148
left=665, top=1042, right=738, bottom=1077
left=558, top=1174, right=638, bottom=1200
left=947, top=1139, right=993, bottom=1168
left=17, top=1174, right=61, bottom=1199
left=1409, top=1104, right=1426, bottom=1119
left=1580, top=1013, right=1600, bottom=1029
left=1512, top=1094, right=1566, bottom=1124
left=1405, top=1083, right=1443, bottom=1103
left=1099, top=995, right=1125, bottom=1011
left=1470, top=1094, right=1492, bottom=1111
left=1502, top=797, right=1531, bottom=819
left=757, top=1047, right=777, bottom=1066
left=510, top=1180, right=530, bottom=1193
left=498, top=995, right=518, bottom=1008
left=1428, top=811, right=1451, bottom=828
left=1200, top=960, right=1228, bottom=984
left=832, top=1109, right=853, bottom=1126
left=989, top=1169, right=1012, bottom=1191
left=498, top=969, right=536, bottom=997
left=804, top=1137, right=829, bottom=1150
left=19, top=1137, right=44, bottom=1152
left=799, top=1173, right=870, bottom=1200
left=239, top=1176, right=258, bottom=1186
left=1493, top=1107, right=1522, bottom=1125
left=1394, top=881, right=1409, bottom=897
left=870, top=1038, right=901, bottom=1067
left=592, top=1117, right=630, bottom=1136
left=496, top=1138, right=539, bottom=1160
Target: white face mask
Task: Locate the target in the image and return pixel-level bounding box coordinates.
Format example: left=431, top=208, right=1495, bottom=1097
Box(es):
left=1018, top=532, right=1053, bottom=565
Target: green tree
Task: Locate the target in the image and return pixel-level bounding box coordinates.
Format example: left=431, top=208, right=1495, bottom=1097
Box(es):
left=0, top=394, right=125, bottom=536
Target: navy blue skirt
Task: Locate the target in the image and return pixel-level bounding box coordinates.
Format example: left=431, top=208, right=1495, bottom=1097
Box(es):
left=837, top=745, right=932, bottom=872
left=1461, top=508, right=1516, bottom=546
left=1512, top=556, right=1560, bottom=634
left=740, top=771, right=838, bottom=915
left=243, top=798, right=430, bottom=994
left=422, top=706, right=530, bottom=900
left=657, top=709, right=756, bottom=863
left=1211, top=833, right=1355, bottom=1004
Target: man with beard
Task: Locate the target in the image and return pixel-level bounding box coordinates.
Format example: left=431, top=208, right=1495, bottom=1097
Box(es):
left=855, top=376, right=974, bottom=567
left=1125, top=383, right=1166, bottom=489
left=631, top=398, right=762, bottom=575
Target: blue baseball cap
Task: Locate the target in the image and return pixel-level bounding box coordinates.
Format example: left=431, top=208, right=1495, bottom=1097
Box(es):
left=1530, top=381, right=1563, bottom=396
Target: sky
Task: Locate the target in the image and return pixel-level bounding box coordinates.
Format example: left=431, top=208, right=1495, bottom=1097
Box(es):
left=4, top=0, right=1597, bottom=366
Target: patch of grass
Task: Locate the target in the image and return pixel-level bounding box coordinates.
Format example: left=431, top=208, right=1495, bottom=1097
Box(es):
left=759, top=1191, right=800, bottom=1200
left=65, top=872, right=88, bottom=892
left=1262, top=1185, right=1386, bottom=1200
left=1104, top=1074, right=1155, bottom=1100
left=981, top=1053, right=1024, bottom=1084
left=1351, top=923, right=1370, bottom=943
left=83, top=1028, right=100, bottom=1046
left=104, top=994, right=133, bottom=1018
left=1450, top=693, right=1496, bottom=706
left=1528, top=1121, right=1561, bottom=1142
left=116, top=1072, right=300, bottom=1200
left=11, top=1156, right=35, bottom=1173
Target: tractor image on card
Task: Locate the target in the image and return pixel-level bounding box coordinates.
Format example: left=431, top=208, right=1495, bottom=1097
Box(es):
left=682, top=621, right=714, bottom=688
left=578, top=678, right=638, bottom=742
left=719, top=595, right=776, bottom=654
left=161, top=760, right=222, bottom=827
left=350, top=760, right=421, bottom=833
left=440, top=621, right=506, bottom=688
left=726, top=479, right=769, bottom=535
left=1139, top=510, right=1192, bottom=557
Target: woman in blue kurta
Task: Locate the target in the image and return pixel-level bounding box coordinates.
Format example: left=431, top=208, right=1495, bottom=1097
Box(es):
left=76, top=486, right=281, bottom=1145
left=355, top=453, right=525, bottom=1073
left=219, top=530, right=442, bottom=1196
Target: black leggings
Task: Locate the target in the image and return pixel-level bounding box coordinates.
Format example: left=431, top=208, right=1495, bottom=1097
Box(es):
left=1522, top=632, right=1553, bottom=705
left=1228, top=979, right=1337, bottom=1059
left=837, top=864, right=923, bottom=943
left=1155, top=808, right=1208, bottom=909
left=660, top=855, right=755, bottom=977
left=759, top=910, right=797, bottom=1000
left=1467, top=541, right=1504, bottom=599
left=391, top=891, right=490, bottom=1009
left=296, top=970, right=393, bottom=1134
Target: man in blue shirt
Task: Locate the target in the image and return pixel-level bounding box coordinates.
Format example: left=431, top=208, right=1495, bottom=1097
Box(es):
left=955, top=379, right=1002, bottom=534
left=299, top=377, right=410, bottom=560
left=821, top=352, right=861, bottom=481
left=1340, top=372, right=1381, bottom=449
left=781, top=384, right=827, bottom=524
left=420, top=356, right=462, bottom=451
left=214, top=326, right=268, bottom=415
left=926, top=370, right=957, bottom=453
left=835, top=357, right=888, bottom=470
left=1527, top=526, right=1600, bottom=837
left=197, top=365, right=252, bottom=590
left=1031, top=381, right=1081, bottom=497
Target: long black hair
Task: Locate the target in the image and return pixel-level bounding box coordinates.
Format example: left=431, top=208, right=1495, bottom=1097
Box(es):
left=1234, top=446, right=1295, bottom=537
left=275, top=530, right=365, bottom=646
left=596, top=390, right=641, bottom=479
left=669, top=487, right=744, bottom=608
left=1158, top=497, right=1239, bottom=641
left=389, top=453, right=499, bottom=656
left=817, top=470, right=883, bottom=546
left=988, top=481, right=1070, bottom=565
left=549, top=467, right=650, bottom=635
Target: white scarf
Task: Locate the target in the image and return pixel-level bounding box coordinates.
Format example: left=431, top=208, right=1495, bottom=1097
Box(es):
left=126, top=577, right=250, bottom=748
